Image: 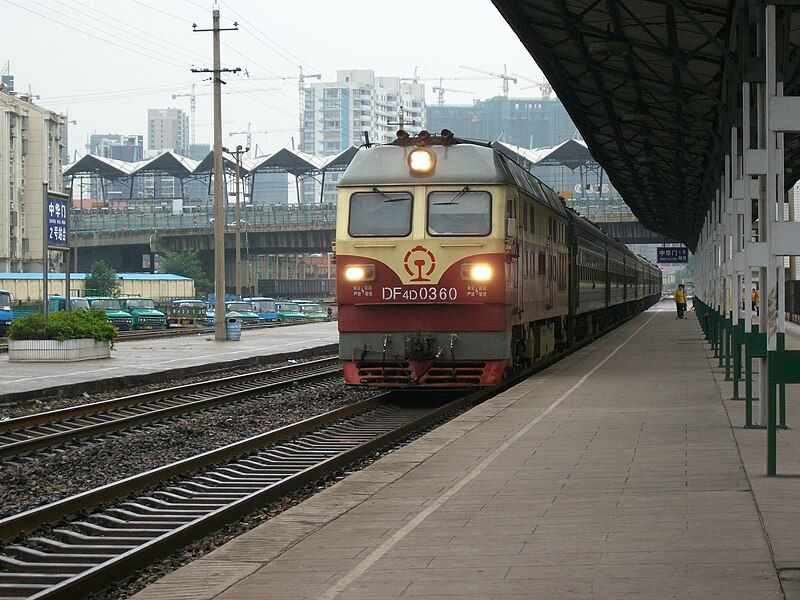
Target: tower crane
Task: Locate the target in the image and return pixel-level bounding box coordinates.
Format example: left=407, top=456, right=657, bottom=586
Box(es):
left=172, top=83, right=198, bottom=145
left=172, top=85, right=279, bottom=145
left=459, top=64, right=517, bottom=97
left=431, top=79, right=474, bottom=105
left=511, top=71, right=554, bottom=99
left=229, top=122, right=268, bottom=156
left=242, top=68, right=322, bottom=148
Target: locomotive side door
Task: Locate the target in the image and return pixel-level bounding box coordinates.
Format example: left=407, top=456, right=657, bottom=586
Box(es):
left=505, top=194, right=522, bottom=317
left=546, top=214, right=555, bottom=310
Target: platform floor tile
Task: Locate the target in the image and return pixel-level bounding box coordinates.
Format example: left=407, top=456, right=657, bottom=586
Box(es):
left=134, top=305, right=789, bottom=599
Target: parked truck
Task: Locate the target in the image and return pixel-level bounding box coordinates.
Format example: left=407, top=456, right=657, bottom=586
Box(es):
left=119, top=297, right=168, bottom=329
left=0, top=289, right=12, bottom=336
left=85, top=297, right=134, bottom=331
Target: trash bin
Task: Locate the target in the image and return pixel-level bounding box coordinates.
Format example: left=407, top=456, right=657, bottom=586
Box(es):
left=226, top=317, right=241, bottom=341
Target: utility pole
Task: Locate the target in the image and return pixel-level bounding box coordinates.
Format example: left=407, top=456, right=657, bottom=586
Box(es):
left=223, top=144, right=248, bottom=298
left=192, top=9, right=240, bottom=342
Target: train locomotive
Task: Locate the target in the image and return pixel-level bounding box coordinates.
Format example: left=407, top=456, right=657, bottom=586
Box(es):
left=335, top=130, right=661, bottom=388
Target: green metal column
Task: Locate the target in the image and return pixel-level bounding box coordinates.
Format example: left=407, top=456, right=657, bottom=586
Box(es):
left=777, top=332, right=786, bottom=428
left=724, top=313, right=732, bottom=380
left=732, top=320, right=743, bottom=399
left=767, top=378, right=777, bottom=476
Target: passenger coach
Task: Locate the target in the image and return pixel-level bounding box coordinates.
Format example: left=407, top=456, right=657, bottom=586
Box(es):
left=336, top=130, right=660, bottom=388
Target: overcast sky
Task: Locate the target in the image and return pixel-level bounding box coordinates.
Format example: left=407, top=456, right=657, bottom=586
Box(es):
left=4, top=0, right=547, bottom=158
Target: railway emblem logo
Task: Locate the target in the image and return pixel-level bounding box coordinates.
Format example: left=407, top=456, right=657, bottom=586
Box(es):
left=403, top=245, right=436, bottom=282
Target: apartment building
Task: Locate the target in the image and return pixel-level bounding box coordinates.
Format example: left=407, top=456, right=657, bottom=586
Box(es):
left=0, top=92, right=65, bottom=271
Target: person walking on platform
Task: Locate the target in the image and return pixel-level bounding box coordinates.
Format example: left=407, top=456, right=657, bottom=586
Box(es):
left=675, top=284, right=687, bottom=319
left=752, top=288, right=760, bottom=316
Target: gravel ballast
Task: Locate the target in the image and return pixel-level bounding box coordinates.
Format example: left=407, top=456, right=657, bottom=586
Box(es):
left=0, top=382, right=376, bottom=518
left=0, top=354, right=333, bottom=419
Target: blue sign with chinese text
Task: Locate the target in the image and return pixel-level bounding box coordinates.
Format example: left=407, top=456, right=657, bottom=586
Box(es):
left=657, top=247, right=688, bottom=264
left=47, top=195, right=69, bottom=249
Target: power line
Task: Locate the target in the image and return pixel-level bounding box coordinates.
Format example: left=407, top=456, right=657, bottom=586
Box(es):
left=39, top=81, right=203, bottom=101
left=5, top=0, right=187, bottom=70
left=63, top=0, right=208, bottom=65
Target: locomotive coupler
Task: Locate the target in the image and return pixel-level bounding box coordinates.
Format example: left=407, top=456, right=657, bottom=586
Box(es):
left=404, top=332, right=437, bottom=361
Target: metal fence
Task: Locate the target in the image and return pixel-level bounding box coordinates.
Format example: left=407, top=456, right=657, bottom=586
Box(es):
left=71, top=204, right=337, bottom=234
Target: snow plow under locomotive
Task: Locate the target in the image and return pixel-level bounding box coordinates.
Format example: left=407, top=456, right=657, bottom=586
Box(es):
left=335, top=130, right=661, bottom=388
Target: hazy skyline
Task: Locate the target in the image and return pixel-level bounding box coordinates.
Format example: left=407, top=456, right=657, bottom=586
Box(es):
left=4, top=0, right=548, bottom=158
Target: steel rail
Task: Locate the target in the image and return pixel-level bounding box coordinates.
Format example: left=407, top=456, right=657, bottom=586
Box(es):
left=0, top=309, right=646, bottom=599
left=0, top=394, right=447, bottom=599
left=0, top=358, right=341, bottom=460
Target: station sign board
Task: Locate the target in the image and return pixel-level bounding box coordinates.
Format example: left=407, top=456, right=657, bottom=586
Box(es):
left=657, top=247, right=688, bottom=264
left=46, top=193, right=70, bottom=250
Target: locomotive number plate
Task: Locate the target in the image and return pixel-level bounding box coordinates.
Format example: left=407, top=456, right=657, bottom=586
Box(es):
left=381, top=286, right=459, bottom=302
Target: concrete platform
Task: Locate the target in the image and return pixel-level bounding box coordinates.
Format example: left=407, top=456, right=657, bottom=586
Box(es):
left=0, top=321, right=338, bottom=400
left=132, top=302, right=799, bottom=599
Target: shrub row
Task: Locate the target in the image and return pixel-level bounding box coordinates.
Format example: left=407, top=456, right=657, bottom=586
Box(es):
left=8, top=310, right=117, bottom=343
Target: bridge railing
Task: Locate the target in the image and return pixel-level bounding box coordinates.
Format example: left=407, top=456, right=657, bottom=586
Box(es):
left=71, top=204, right=337, bottom=234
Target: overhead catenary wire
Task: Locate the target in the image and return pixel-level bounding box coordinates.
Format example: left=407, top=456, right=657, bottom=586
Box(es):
left=4, top=0, right=188, bottom=70
left=62, top=0, right=209, bottom=65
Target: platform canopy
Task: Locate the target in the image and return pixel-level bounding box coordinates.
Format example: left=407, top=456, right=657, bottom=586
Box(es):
left=498, top=138, right=593, bottom=171
left=63, top=146, right=359, bottom=181
left=63, top=154, right=138, bottom=180
left=492, top=1, right=800, bottom=249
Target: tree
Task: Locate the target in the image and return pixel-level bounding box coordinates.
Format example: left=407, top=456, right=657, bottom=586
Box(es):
left=85, top=260, right=121, bottom=297
left=160, top=250, right=213, bottom=299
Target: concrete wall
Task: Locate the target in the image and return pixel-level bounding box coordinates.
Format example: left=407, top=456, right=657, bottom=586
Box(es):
left=1, top=276, right=195, bottom=303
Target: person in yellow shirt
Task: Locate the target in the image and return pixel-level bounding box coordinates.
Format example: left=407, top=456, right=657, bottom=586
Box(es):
left=752, top=288, right=760, bottom=316
left=675, top=284, right=687, bottom=319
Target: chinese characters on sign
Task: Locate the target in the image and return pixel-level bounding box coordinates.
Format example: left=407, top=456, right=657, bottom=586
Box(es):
left=657, top=247, right=688, bottom=264
left=47, top=196, right=69, bottom=249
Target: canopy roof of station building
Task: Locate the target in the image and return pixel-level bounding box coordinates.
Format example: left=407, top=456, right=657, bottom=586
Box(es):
left=63, top=146, right=360, bottom=179
left=498, top=138, right=593, bottom=171
left=491, top=1, right=800, bottom=249
left=63, top=154, right=138, bottom=179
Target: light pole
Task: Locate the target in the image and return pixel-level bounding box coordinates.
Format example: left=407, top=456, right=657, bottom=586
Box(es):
left=223, top=144, right=249, bottom=298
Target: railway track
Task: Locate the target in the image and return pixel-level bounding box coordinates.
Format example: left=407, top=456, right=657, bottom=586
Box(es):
left=0, top=314, right=641, bottom=599
left=0, top=391, right=474, bottom=599
left=0, top=358, right=341, bottom=461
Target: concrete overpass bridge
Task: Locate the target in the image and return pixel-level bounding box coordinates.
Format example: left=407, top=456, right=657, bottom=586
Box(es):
left=71, top=203, right=672, bottom=277
left=71, top=205, right=336, bottom=277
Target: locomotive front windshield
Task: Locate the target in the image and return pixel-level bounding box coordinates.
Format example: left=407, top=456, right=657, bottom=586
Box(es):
left=427, top=190, right=491, bottom=236
left=0, top=292, right=10, bottom=310
left=349, top=191, right=412, bottom=237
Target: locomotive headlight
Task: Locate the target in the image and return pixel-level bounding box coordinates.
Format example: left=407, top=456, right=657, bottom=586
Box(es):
left=461, top=263, right=493, bottom=282
left=344, top=264, right=375, bottom=282
left=407, top=147, right=436, bottom=175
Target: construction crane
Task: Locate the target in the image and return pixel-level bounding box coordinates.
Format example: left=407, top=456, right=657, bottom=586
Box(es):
left=431, top=79, right=474, bottom=105
left=459, top=65, right=517, bottom=97
left=172, top=85, right=279, bottom=145
left=511, top=71, right=554, bottom=99
left=172, top=83, right=198, bottom=145
left=229, top=122, right=268, bottom=156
